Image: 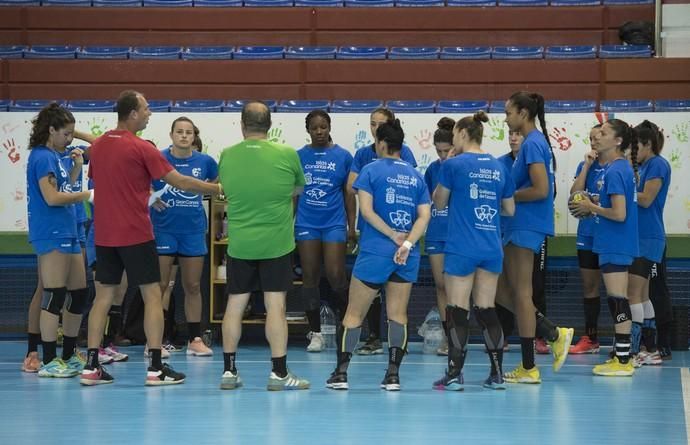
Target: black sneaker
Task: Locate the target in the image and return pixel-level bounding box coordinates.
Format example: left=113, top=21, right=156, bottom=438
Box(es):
left=354, top=335, right=383, bottom=355
left=659, top=346, right=672, bottom=361
left=80, top=365, right=114, bottom=386
left=380, top=372, right=400, bottom=391
left=326, top=371, right=348, bottom=390
left=145, top=363, right=185, bottom=386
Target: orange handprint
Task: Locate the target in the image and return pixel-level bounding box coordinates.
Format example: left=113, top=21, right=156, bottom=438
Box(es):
left=414, top=129, right=433, bottom=150
left=549, top=127, right=572, bottom=151
left=3, top=138, right=20, bottom=163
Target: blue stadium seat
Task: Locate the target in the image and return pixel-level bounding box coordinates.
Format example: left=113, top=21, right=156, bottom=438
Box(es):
left=447, top=0, right=496, bottom=5
left=600, top=100, right=654, bottom=112
left=147, top=100, right=172, bottom=112
left=488, top=101, right=505, bottom=113
left=499, top=0, right=547, bottom=4
left=0, top=0, right=40, bottom=4
left=182, top=47, right=234, bottom=60
left=550, top=0, right=599, bottom=5
left=9, top=100, right=62, bottom=112
left=243, top=0, right=294, bottom=5
left=285, top=46, right=337, bottom=60
left=0, top=46, right=25, bottom=59
left=42, top=0, right=92, bottom=5
left=599, top=45, right=651, bottom=59
left=143, top=0, right=192, bottom=6
left=130, top=46, right=181, bottom=59
left=544, top=100, right=597, bottom=113
left=388, top=47, right=440, bottom=60
left=193, top=0, right=242, bottom=5
left=545, top=45, right=597, bottom=59
left=492, top=46, right=543, bottom=60
left=603, top=0, right=651, bottom=4
left=440, top=46, right=491, bottom=60
left=276, top=100, right=330, bottom=113
left=24, top=45, right=77, bottom=59
left=93, top=0, right=142, bottom=6
left=655, top=99, right=690, bottom=112
left=386, top=100, right=435, bottom=113
left=395, top=0, right=444, bottom=6
left=436, top=100, right=489, bottom=114
left=78, top=46, right=130, bottom=59
left=173, top=100, right=225, bottom=112
left=0, top=100, right=10, bottom=112
left=234, top=46, right=284, bottom=60
left=330, top=100, right=384, bottom=113
left=294, top=0, right=342, bottom=5
left=344, top=0, right=394, bottom=6
left=67, top=100, right=116, bottom=112
left=336, top=46, right=387, bottom=60
left=223, top=100, right=277, bottom=112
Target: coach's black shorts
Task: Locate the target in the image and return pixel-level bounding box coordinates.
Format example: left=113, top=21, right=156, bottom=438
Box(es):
left=226, top=252, right=293, bottom=294
left=95, top=240, right=160, bottom=286
left=577, top=249, right=600, bottom=270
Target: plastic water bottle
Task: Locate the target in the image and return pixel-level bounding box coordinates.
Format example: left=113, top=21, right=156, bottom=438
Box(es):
left=423, top=319, right=444, bottom=354
left=320, top=304, right=337, bottom=350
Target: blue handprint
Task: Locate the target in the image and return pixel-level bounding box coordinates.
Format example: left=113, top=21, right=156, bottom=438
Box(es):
left=354, top=130, right=370, bottom=150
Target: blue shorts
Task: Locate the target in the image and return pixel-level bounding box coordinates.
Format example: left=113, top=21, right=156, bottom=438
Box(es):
left=504, top=230, right=546, bottom=254
left=295, top=226, right=346, bottom=243
left=155, top=231, right=207, bottom=257
left=576, top=234, right=594, bottom=251
left=32, top=238, right=81, bottom=256
left=639, top=238, right=665, bottom=264
left=352, top=251, right=421, bottom=285
left=598, top=253, right=634, bottom=268
left=444, top=252, right=503, bottom=276
left=424, top=240, right=446, bottom=256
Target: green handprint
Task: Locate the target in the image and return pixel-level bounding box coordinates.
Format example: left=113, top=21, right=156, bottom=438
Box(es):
left=670, top=148, right=682, bottom=169
left=268, top=127, right=285, bottom=144
left=672, top=122, right=689, bottom=143
left=488, top=118, right=505, bottom=142
left=88, top=117, right=107, bottom=137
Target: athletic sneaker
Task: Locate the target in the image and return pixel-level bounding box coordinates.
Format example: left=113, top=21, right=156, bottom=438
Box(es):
left=113, top=335, right=132, bottom=347
left=569, top=335, right=600, bottom=354
left=432, top=371, right=463, bottom=391
left=549, top=327, right=574, bottom=372
left=38, top=358, right=79, bottom=378
left=66, top=351, right=86, bottom=373
left=436, top=337, right=448, bottom=356
left=592, top=357, right=634, bottom=376
left=103, top=344, right=129, bottom=362
left=80, top=366, right=114, bottom=386
left=98, top=348, right=115, bottom=365
left=145, top=363, right=186, bottom=386
left=658, top=346, right=672, bottom=361
left=306, top=332, right=325, bottom=353
left=144, top=345, right=171, bottom=359
left=267, top=371, right=310, bottom=391
left=354, top=335, right=383, bottom=355
left=483, top=374, right=506, bottom=390
left=633, top=351, right=663, bottom=367
left=163, top=342, right=183, bottom=353
left=504, top=363, right=541, bottom=384
left=380, top=372, right=400, bottom=391
left=22, top=351, right=40, bottom=373
left=220, top=370, right=243, bottom=390
left=535, top=338, right=550, bottom=354
left=326, top=371, right=349, bottom=390
left=187, top=337, right=213, bottom=357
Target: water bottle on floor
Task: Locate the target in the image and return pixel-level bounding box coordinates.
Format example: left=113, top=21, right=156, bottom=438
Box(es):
left=419, top=307, right=443, bottom=354
left=320, top=304, right=337, bottom=350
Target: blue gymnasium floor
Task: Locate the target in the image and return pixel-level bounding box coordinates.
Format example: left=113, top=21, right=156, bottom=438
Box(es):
left=0, top=341, right=688, bottom=445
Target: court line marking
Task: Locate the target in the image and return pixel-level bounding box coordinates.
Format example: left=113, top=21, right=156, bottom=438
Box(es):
left=681, top=368, right=690, bottom=442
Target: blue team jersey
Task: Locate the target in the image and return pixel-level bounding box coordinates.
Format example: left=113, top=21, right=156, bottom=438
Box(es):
left=424, top=159, right=448, bottom=242
left=439, top=152, right=515, bottom=260
left=505, top=129, right=555, bottom=236
left=26, top=146, right=77, bottom=242
left=353, top=158, right=430, bottom=258
left=574, top=160, right=607, bottom=238
left=592, top=158, right=639, bottom=258
left=296, top=144, right=353, bottom=230
left=150, top=148, right=218, bottom=234
left=497, top=152, right=516, bottom=234
left=60, top=146, right=89, bottom=224
left=350, top=143, right=417, bottom=174
left=637, top=155, right=671, bottom=240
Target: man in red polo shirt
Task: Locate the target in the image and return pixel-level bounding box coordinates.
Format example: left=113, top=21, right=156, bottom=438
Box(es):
left=81, top=90, right=222, bottom=386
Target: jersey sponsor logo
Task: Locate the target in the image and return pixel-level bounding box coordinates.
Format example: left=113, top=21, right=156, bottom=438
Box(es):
left=469, top=168, right=502, bottom=181
left=431, top=207, right=448, bottom=217
left=304, top=172, right=313, bottom=185
left=305, top=160, right=337, bottom=172
left=474, top=205, right=497, bottom=223
left=192, top=168, right=201, bottom=178
left=386, top=174, right=417, bottom=187
left=470, top=183, right=479, bottom=200
left=389, top=210, right=412, bottom=228
left=306, top=188, right=327, bottom=200
left=385, top=187, right=396, bottom=204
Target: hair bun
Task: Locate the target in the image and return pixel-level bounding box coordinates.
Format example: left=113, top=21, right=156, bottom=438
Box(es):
left=473, top=110, right=489, bottom=123
left=437, top=117, right=455, bottom=132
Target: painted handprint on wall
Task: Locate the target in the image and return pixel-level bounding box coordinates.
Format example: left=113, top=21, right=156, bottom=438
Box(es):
left=672, top=122, right=688, bottom=143
left=414, top=129, right=433, bottom=150
left=550, top=127, right=572, bottom=151
left=488, top=118, right=505, bottom=142
left=354, top=129, right=370, bottom=150
left=3, top=138, right=20, bottom=163
left=268, top=127, right=285, bottom=145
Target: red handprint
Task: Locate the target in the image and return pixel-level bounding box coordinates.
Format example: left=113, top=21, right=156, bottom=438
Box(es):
left=414, top=129, right=433, bottom=150
left=3, top=138, right=21, bottom=163
left=549, top=127, right=572, bottom=151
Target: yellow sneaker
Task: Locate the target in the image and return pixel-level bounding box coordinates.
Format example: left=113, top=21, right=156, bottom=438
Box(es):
left=504, top=363, right=541, bottom=384
left=592, top=357, right=634, bottom=377
left=548, top=327, right=574, bottom=372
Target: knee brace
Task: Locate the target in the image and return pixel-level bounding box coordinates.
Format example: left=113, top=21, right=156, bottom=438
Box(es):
left=41, top=287, right=67, bottom=315
left=474, top=306, right=504, bottom=351
left=446, top=305, right=470, bottom=350
left=607, top=296, right=632, bottom=325
left=65, top=288, right=88, bottom=315
left=387, top=320, right=408, bottom=351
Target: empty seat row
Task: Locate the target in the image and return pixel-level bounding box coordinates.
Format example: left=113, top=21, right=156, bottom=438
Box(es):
left=1, top=99, right=688, bottom=112
left=0, top=45, right=653, bottom=60
left=0, top=0, right=654, bottom=7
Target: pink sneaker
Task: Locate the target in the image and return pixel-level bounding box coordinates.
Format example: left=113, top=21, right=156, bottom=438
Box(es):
left=535, top=338, right=550, bottom=355
left=186, top=337, right=213, bottom=357
left=569, top=335, right=600, bottom=354
left=22, top=351, right=40, bottom=373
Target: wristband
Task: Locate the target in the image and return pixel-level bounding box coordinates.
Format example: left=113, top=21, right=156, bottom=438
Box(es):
left=402, top=240, right=413, bottom=250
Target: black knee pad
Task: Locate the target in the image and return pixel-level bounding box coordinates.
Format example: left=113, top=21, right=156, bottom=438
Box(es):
left=607, top=296, right=632, bottom=325
left=66, top=288, right=89, bottom=315
left=474, top=306, right=498, bottom=329
left=41, top=287, right=67, bottom=315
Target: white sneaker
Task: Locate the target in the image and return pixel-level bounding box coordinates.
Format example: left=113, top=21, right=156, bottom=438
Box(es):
left=144, top=345, right=170, bottom=359
left=187, top=337, right=213, bottom=356
left=103, top=344, right=129, bottom=362
left=306, top=332, right=325, bottom=353
left=635, top=351, right=663, bottom=366
left=98, top=348, right=114, bottom=365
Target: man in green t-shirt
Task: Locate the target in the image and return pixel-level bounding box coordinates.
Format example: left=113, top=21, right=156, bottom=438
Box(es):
left=217, top=101, right=309, bottom=391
